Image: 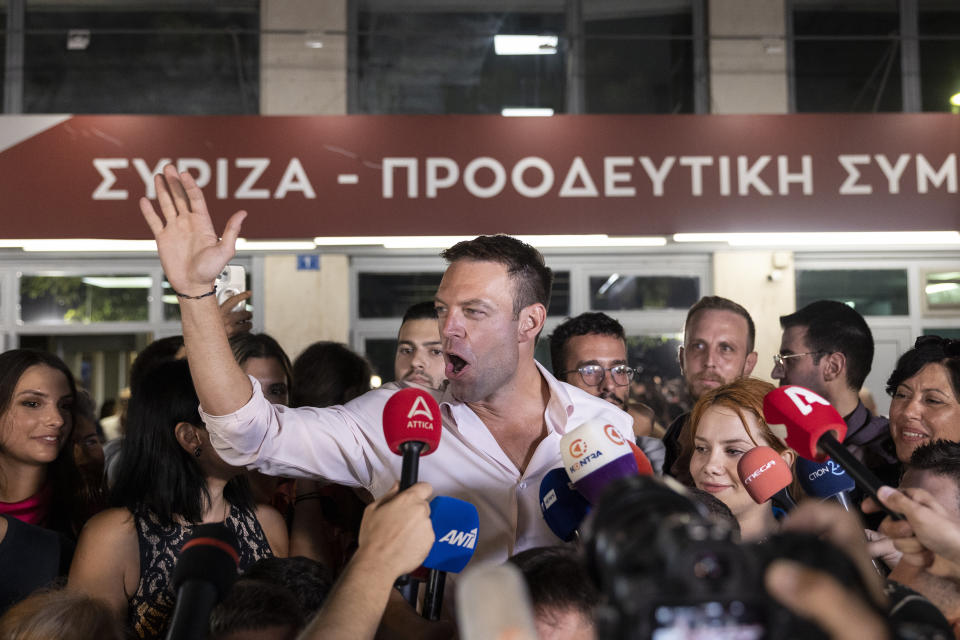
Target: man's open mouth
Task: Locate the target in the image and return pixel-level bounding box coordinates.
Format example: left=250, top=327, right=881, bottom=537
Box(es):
left=447, top=353, right=468, bottom=375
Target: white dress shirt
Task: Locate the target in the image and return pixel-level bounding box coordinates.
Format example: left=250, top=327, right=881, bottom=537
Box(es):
left=199, top=361, right=634, bottom=566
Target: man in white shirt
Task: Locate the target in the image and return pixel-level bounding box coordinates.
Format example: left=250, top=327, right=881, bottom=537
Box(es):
left=140, top=165, right=631, bottom=565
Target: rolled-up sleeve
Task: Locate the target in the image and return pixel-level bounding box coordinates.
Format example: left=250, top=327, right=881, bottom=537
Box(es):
left=199, top=377, right=397, bottom=491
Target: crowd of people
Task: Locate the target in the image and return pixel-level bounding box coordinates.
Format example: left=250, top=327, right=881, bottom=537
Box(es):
left=0, top=164, right=959, bottom=639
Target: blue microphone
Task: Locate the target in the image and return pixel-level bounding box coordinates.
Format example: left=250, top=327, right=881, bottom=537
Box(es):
left=422, top=496, right=479, bottom=621
left=539, top=468, right=590, bottom=542
left=796, top=456, right=857, bottom=510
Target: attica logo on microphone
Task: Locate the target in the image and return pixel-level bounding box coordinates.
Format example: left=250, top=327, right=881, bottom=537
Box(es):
left=743, top=460, right=777, bottom=485
left=438, top=527, right=477, bottom=549
left=406, top=395, right=435, bottom=430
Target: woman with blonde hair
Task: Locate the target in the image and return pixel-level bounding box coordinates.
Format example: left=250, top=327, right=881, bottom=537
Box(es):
left=678, top=377, right=800, bottom=541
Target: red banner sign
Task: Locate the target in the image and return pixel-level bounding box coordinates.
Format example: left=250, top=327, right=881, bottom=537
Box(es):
left=0, top=114, right=957, bottom=239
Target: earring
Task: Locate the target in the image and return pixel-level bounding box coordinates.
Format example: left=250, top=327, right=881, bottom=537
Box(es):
left=194, top=446, right=202, bottom=458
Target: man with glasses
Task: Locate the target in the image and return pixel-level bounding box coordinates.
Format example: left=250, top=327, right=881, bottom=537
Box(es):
left=774, top=300, right=898, bottom=483
left=549, top=312, right=665, bottom=474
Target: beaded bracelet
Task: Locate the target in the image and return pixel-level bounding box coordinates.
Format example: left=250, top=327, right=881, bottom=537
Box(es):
left=171, top=287, right=216, bottom=300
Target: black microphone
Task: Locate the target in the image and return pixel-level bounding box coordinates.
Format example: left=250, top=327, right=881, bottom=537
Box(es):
left=164, top=523, right=239, bottom=640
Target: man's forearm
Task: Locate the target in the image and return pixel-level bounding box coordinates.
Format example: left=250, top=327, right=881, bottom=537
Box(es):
left=179, top=295, right=253, bottom=415
left=298, top=555, right=396, bottom=640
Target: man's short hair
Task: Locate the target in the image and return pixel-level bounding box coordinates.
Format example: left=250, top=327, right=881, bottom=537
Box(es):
left=441, top=234, right=553, bottom=317
left=508, top=545, right=598, bottom=620
left=684, top=296, right=756, bottom=352
left=548, top=312, right=625, bottom=377
left=291, top=341, right=372, bottom=408
left=401, top=300, right=438, bottom=327
left=779, top=300, right=874, bottom=391
left=907, top=440, right=960, bottom=513
left=208, top=579, right=304, bottom=639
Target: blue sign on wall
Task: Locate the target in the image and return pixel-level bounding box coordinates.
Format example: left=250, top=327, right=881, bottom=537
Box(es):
left=297, top=254, right=320, bottom=271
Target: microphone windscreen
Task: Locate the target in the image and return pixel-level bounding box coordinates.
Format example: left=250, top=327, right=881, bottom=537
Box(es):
left=423, top=496, right=479, bottom=573
left=762, top=386, right=848, bottom=462
left=560, top=419, right=638, bottom=504
left=172, top=523, right=239, bottom=599
left=383, top=387, right=442, bottom=456
left=457, top=562, right=538, bottom=640
left=628, top=440, right=655, bottom=476
left=737, top=446, right=792, bottom=504
left=539, top=468, right=591, bottom=542
left=796, top=456, right=856, bottom=499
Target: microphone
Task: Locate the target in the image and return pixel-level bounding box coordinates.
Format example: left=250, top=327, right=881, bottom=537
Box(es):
left=763, top=385, right=902, bottom=520
left=165, top=523, right=239, bottom=640
left=383, top=388, right=442, bottom=491
left=559, top=418, right=638, bottom=504
left=736, top=446, right=793, bottom=504
left=628, top=440, right=655, bottom=476
left=795, top=457, right=857, bottom=511
left=456, top=562, right=538, bottom=640
left=539, top=468, right=591, bottom=542
left=421, top=496, right=479, bottom=621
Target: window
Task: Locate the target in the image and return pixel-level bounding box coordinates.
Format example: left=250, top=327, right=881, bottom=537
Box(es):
left=20, top=273, right=151, bottom=324
left=922, top=270, right=960, bottom=312
left=23, top=3, right=259, bottom=114
left=919, top=1, right=960, bottom=111
left=792, top=0, right=902, bottom=112
left=795, top=269, right=908, bottom=315
left=589, top=274, right=699, bottom=311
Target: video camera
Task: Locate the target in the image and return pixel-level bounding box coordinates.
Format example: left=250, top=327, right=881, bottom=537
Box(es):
left=580, top=476, right=873, bottom=640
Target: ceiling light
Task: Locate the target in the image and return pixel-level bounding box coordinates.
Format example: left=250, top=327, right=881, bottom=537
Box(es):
left=672, top=232, right=960, bottom=246
left=81, top=276, right=153, bottom=289
left=312, top=235, right=666, bottom=249
left=501, top=108, right=554, bottom=117
left=951, top=92, right=960, bottom=107
left=11, top=239, right=159, bottom=252
left=236, top=239, right=316, bottom=251
left=925, top=283, right=960, bottom=295
left=494, top=35, right=558, bottom=55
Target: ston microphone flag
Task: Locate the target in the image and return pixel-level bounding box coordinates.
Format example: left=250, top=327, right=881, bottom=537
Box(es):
left=559, top=418, right=638, bottom=504
left=762, top=385, right=847, bottom=462
left=539, top=468, right=591, bottom=542
left=737, top=446, right=793, bottom=504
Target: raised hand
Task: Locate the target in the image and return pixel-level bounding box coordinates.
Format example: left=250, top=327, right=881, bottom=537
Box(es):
left=140, top=164, right=246, bottom=297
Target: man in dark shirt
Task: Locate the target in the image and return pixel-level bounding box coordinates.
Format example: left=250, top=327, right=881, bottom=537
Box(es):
left=772, top=300, right=899, bottom=487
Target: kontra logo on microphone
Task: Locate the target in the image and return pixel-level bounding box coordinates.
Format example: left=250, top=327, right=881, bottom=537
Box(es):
left=569, top=439, right=588, bottom=458
left=604, top=424, right=625, bottom=446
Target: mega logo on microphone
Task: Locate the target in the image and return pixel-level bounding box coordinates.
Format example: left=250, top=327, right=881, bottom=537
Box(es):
left=763, top=385, right=848, bottom=462
left=737, top=446, right=793, bottom=504
left=424, top=496, right=479, bottom=573
left=383, top=387, right=443, bottom=456
left=559, top=419, right=638, bottom=504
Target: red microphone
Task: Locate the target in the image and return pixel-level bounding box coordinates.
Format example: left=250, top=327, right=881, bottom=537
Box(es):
left=627, top=440, right=655, bottom=476
left=737, top=446, right=792, bottom=504
left=383, top=388, right=442, bottom=490
left=763, top=385, right=901, bottom=520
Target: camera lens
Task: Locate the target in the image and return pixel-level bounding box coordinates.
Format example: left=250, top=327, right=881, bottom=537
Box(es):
left=693, top=553, right=726, bottom=580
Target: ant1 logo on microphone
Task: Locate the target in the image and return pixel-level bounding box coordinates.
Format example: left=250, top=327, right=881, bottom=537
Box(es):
left=569, top=438, right=588, bottom=459
left=806, top=459, right=846, bottom=481
left=406, top=395, right=435, bottom=430
left=604, top=424, right=625, bottom=446
left=438, top=527, right=477, bottom=549
left=743, top=460, right=778, bottom=485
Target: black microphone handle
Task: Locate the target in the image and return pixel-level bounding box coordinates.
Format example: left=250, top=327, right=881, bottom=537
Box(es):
left=816, top=434, right=903, bottom=521
left=399, top=441, right=426, bottom=491
left=165, top=580, right=219, bottom=640
left=423, top=569, right=446, bottom=621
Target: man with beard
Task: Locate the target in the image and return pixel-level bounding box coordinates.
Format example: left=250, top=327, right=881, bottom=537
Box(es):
left=661, top=296, right=758, bottom=478
left=549, top=312, right=665, bottom=473
left=139, top=164, right=633, bottom=567
left=394, top=301, right=446, bottom=390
